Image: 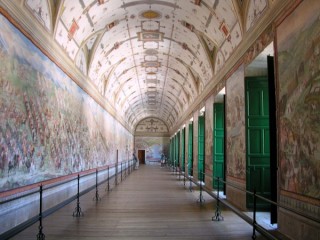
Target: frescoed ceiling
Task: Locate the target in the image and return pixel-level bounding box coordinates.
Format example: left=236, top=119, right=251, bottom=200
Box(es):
left=18, top=0, right=270, bottom=130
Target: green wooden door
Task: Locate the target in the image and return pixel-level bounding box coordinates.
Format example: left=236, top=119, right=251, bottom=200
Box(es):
left=188, top=123, right=193, bottom=176
left=172, top=137, right=175, bottom=167
left=171, top=135, right=176, bottom=166
left=168, top=138, right=173, bottom=164
left=246, top=77, right=270, bottom=209
left=198, top=115, right=205, bottom=182
left=181, top=128, right=185, bottom=172
left=176, top=131, right=180, bottom=168
left=213, top=103, right=224, bottom=190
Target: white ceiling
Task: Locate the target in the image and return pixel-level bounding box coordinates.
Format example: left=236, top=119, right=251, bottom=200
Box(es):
left=22, top=0, right=270, bottom=130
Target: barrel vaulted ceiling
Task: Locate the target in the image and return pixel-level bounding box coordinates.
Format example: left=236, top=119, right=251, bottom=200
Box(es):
left=19, top=0, right=270, bottom=130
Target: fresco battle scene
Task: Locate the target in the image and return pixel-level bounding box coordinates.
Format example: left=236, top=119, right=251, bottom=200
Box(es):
left=0, top=14, right=132, bottom=192
left=226, top=65, right=246, bottom=180
left=277, top=1, right=320, bottom=199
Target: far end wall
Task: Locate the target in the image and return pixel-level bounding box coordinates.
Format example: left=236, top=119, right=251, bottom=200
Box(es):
left=134, top=136, right=170, bottom=165
left=134, top=117, right=170, bottom=165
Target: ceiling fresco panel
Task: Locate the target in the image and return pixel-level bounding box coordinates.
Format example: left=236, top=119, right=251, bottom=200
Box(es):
left=75, top=48, right=88, bottom=75
left=246, top=0, right=268, bottom=31
left=25, top=0, right=52, bottom=31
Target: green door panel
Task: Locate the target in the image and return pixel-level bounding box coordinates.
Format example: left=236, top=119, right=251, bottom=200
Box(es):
left=246, top=77, right=270, bottom=209
left=198, top=115, right=205, bottom=182
left=181, top=128, right=185, bottom=171
left=188, top=123, right=193, bottom=176
left=176, top=131, right=180, bottom=168
left=213, top=103, right=225, bottom=190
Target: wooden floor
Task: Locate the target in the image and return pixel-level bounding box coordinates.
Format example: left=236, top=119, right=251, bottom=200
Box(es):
left=12, top=165, right=267, bottom=240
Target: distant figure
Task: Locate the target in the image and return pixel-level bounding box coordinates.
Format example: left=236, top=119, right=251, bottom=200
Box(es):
left=161, top=153, right=165, bottom=167
left=133, top=153, right=139, bottom=169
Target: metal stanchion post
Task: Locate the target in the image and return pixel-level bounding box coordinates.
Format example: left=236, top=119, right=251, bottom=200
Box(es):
left=73, top=174, right=83, bottom=217
left=115, top=163, right=118, bottom=185
left=93, top=169, right=101, bottom=201
left=197, top=173, right=205, bottom=203
left=128, top=160, right=131, bottom=174
left=252, top=189, right=257, bottom=239
left=106, top=166, right=110, bottom=192
left=36, top=185, right=45, bottom=240
left=212, top=177, right=223, bottom=221
left=125, top=161, right=127, bottom=178
left=121, top=162, right=123, bottom=182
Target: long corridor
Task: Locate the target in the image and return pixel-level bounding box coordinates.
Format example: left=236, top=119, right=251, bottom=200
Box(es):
left=13, top=165, right=267, bottom=240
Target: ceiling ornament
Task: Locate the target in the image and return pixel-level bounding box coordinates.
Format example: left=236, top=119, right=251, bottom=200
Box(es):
left=68, top=19, right=79, bottom=40
left=145, top=49, right=158, bottom=55
left=194, top=0, right=202, bottom=6
left=138, top=31, right=164, bottom=42
left=142, top=62, right=161, bottom=68
left=219, top=21, right=231, bottom=42
left=145, top=55, right=158, bottom=61
left=105, top=20, right=118, bottom=31
left=140, top=10, right=162, bottom=19
left=147, top=72, right=156, bottom=76
left=145, top=67, right=158, bottom=72
left=182, top=21, right=195, bottom=32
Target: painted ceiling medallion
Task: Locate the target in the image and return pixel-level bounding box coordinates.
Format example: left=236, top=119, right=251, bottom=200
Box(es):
left=145, top=49, right=158, bottom=55
left=142, top=61, right=161, bottom=68
left=138, top=31, right=164, bottom=42
left=140, top=10, right=161, bottom=19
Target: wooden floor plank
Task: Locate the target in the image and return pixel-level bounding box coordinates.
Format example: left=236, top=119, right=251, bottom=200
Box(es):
left=12, top=165, right=267, bottom=240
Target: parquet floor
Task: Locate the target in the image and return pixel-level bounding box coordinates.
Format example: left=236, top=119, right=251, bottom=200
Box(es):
left=12, top=165, right=267, bottom=240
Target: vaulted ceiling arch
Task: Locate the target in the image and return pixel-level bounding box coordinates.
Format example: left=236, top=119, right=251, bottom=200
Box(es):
left=21, top=0, right=272, bottom=131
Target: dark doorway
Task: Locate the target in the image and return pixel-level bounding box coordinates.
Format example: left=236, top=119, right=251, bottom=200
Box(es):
left=268, top=55, right=278, bottom=224
left=138, top=150, right=145, bottom=164
left=244, top=43, right=277, bottom=224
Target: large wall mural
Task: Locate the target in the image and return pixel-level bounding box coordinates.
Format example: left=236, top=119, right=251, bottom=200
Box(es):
left=226, top=65, right=246, bottom=180
left=277, top=0, right=320, bottom=199
left=0, top=14, right=132, bottom=192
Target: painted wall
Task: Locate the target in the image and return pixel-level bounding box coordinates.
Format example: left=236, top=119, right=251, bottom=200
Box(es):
left=225, top=65, right=246, bottom=209
left=193, top=111, right=199, bottom=180
left=226, top=65, right=246, bottom=180
left=134, top=136, right=169, bottom=164
left=205, top=96, right=214, bottom=188
left=276, top=0, right=320, bottom=238
left=0, top=14, right=133, bottom=192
